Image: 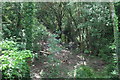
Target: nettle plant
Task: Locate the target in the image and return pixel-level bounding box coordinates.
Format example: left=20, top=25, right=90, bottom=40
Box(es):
left=0, top=40, right=33, bottom=79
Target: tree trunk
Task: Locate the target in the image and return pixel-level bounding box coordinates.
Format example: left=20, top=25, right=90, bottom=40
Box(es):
left=109, top=2, right=120, bottom=77
left=0, top=2, right=2, bottom=41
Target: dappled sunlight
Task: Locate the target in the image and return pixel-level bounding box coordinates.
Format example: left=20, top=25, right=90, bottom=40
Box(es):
left=76, top=55, right=87, bottom=65
left=30, top=48, right=90, bottom=78
left=30, top=47, right=107, bottom=78
left=30, top=68, right=43, bottom=79
left=1, top=2, right=119, bottom=79
left=34, top=73, right=41, bottom=79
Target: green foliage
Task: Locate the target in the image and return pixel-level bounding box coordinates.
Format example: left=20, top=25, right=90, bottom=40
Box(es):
left=32, top=23, right=62, bottom=53
left=84, top=49, right=90, bottom=54
left=48, top=34, right=62, bottom=53
left=32, top=24, right=48, bottom=41
left=75, top=65, right=95, bottom=78
left=32, top=24, right=48, bottom=52
left=0, top=40, right=33, bottom=79
left=68, top=65, right=112, bottom=78
left=1, top=2, right=119, bottom=79
left=109, top=44, right=116, bottom=50
left=2, top=2, right=114, bottom=56
left=2, top=3, right=23, bottom=40
left=37, top=2, right=113, bottom=56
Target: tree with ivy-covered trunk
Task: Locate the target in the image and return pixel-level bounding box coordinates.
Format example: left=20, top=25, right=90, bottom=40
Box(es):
left=21, top=3, right=36, bottom=79
left=22, top=2, right=35, bottom=50
left=0, top=2, right=2, bottom=60
left=0, top=3, right=2, bottom=41
left=114, top=2, right=120, bottom=77
left=110, top=2, right=120, bottom=77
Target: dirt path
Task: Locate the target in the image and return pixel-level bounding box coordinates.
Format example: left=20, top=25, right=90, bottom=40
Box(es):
left=30, top=48, right=106, bottom=80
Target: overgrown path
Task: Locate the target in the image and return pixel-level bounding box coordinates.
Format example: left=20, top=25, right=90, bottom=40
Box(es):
left=30, top=48, right=107, bottom=80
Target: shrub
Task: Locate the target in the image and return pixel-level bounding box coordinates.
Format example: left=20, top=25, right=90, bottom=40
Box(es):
left=32, top=24, right=62, bottom=53
left=75, top=65, right=95, bottom=78
left=0, top=40, right=33, bottom=79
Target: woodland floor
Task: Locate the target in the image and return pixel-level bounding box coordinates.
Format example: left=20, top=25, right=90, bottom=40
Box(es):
left=30, top=46, right=107, bottom=80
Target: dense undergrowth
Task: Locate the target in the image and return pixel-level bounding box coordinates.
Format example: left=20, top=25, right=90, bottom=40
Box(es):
left=0, top=40, right=33, bottom=80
